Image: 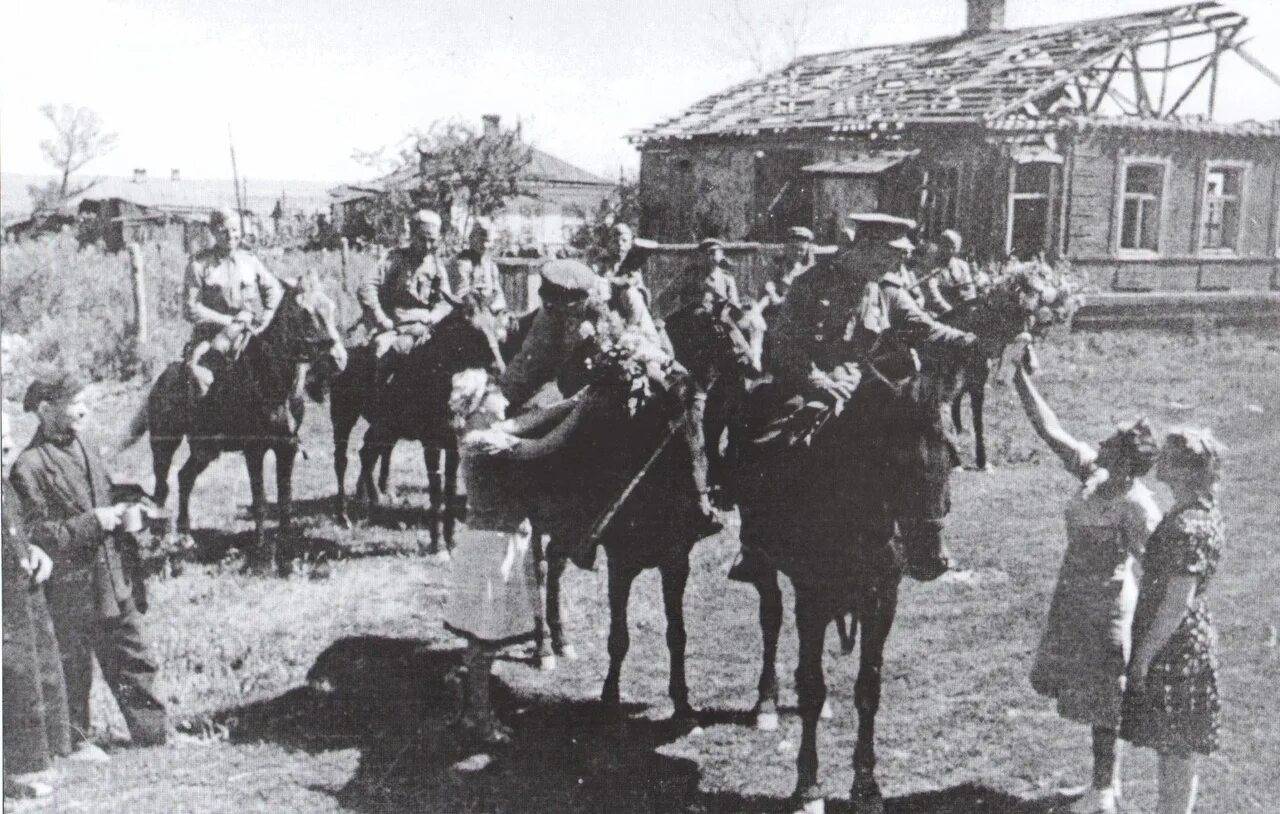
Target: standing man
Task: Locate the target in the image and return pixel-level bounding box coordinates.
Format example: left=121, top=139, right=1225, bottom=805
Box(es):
left=9, top=373, right=168, bottom=753
left=357, top=209, right=455, bottom=383
left=184, top=208, right=285, bottom=396
left=921, top=229, right=979, bottom=315
left=453, top=220, right=507, bottom=314
left=3, top=410, right=71, bottom=798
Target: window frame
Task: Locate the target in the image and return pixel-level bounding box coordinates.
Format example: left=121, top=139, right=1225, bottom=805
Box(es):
left=1113, top=156, right=1171, bottom=258
left=1196, top=159, right=1250, bottom=256
left=1005, top=160, right=1057, bottom=259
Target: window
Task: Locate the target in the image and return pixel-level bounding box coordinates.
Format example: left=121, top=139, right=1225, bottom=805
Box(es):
left=916, top=165, right=961, bottom=239
left=1199, top=164, right=1246, bottom=252
left=1007, top=162, right=1055, bottom=260
left=1118, top=162, right=1165, bottom=253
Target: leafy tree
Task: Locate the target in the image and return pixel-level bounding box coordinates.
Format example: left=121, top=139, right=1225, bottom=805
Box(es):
left=28, top=104, right=117, bottom=212
left=350, top=119, right=532, bottom=247
left=569, top=176, right=641, bottom=262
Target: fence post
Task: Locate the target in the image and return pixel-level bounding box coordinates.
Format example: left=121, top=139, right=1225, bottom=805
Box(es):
left=127, top=242, right=149, bottom=352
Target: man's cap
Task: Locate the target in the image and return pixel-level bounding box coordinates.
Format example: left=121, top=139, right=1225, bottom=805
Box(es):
left=847, top=213, right=916, bottom=251
left=698, top=237, right=725, bottom=251
left=23, top=370, right=87, bottom=413
left=787, top=226, right=815, bottom=241
left=941, top=229, right=963, bottom=249
left=540, top=259, right=599, bottom=293
left=412, top=210, right=442, bottom=229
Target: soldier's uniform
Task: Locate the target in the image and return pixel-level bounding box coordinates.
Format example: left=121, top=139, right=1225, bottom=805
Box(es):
left=500, top=259, right=607, bottom=411
left=184, top=238, right=284, bottom=395
left=922, top=255, right=978, bottom=315
left=357, top=245, right=454, bottom=385
left=453, top=249, right=507, bottom=313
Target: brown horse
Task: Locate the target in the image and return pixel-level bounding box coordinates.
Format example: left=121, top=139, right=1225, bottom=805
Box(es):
left=737, top=278, right=1051, bottom=813
left=123, top=273, right=347, bottom=574
left=316, top=293, right=506, bottom=551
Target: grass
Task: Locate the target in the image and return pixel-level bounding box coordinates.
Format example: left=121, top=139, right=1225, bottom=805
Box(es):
left=2, top=325, right=1278, bottom=813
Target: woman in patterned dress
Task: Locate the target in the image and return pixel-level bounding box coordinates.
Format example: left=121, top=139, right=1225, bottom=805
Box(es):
left=1014, top=357, right=1162, bottom=814
left=443, top=369, right=598, bottom=745
left=1122, top=428, right=1225, bottom=814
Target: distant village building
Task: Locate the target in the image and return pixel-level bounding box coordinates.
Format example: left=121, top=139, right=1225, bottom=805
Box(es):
left=332, top=115, right=615, bottom=255
left=1, top=171, right=337, bottom=251
left=633, top=1, right=1280, bottom=292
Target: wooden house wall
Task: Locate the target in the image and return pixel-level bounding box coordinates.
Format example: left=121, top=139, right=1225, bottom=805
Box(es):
left=1066, top=131, right=1280, bottom=292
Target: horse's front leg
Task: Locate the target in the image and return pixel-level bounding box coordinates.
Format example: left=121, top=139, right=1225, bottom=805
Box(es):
left=849, top=576, right=900, bottom=814
left=243, top=445, right=270, bottom=572
left=754, top=568, right=784, bottom=731
left=443, top=443, right=460, bottom=552
left=423, top=444, right=444, bottom=555
left=333, top=413, right=356, bottom=528
left=601, top=558, right=638, bottom=709
left=275, top=443, right=298, bottom=575
left=176, top=444, right=219, bottom=534
left=793, top=587, right=831, bottom=813
left=971, top=379, right=989, bottom=472
left=660, top=554, right=694, bottom=719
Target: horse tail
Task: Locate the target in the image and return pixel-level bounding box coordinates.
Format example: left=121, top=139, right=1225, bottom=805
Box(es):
left=118, top=400, right=150, bottom=452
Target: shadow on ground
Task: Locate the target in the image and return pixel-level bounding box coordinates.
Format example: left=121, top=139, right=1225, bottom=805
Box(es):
left=184, top=635, right=1067, bottom=813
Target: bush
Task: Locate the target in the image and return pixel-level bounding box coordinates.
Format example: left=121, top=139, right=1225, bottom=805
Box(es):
left=1, top=234, right=374, bottom=394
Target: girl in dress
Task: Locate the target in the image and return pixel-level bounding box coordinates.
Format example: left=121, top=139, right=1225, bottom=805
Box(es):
left=1122, top=428, right=1226, bottom=814
left=1014, top=357, right=1162, bottom=814
left=443, top=369, right=597, bottom=745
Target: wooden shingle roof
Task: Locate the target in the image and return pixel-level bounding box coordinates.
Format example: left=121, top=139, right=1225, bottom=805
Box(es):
left=633, top=2, right=1247, bottom=143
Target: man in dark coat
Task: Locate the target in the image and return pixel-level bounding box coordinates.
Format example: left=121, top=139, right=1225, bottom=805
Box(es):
left=8, top=373, right=168, bottom=752
left=3, top=410, right=71, bottom=798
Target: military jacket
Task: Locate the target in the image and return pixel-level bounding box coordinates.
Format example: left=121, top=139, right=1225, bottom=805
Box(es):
left=357, top=248, right=452, bottom=327
left=453, top=250, right=507, bottom=312
left=766, top=251, right=975, bottom=392
left=184, top=248, right=284, bottom=338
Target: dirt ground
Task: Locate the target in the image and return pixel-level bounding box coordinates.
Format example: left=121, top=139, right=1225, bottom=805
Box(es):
left=4, top=328, right=1278, bottom=813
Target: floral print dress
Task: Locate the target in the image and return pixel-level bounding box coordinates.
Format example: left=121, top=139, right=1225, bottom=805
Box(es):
left=1121, top=497, right=1223, bottom=756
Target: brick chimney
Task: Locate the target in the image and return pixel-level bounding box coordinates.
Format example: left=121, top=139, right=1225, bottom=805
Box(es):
left=482, top=114, right=500, bottom=137
left=170, top=168, right=180, bottom=181
left=966, top=0, right=1005, bottom=33
left=132, top=168, right=147, bottom=183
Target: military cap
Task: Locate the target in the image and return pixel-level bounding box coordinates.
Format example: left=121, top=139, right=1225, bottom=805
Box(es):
left=786, top=226, right=815, bottom=241
left=540, top=258, right=599, bottom=293
left=697, top=238, right=725, bottom=251
left=412, top=209, right=442, bottom=228
left=941, top=229, right=963, bottom=250
left=23, top=370, right=87, bottom=412
left=847, top=213, right=916, bottom=251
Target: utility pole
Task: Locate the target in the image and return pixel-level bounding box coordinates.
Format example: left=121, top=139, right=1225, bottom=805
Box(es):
left=228, top=123, right=245, bottom=234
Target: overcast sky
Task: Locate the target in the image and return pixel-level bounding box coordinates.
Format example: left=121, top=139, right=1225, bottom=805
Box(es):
left=2, top=0, right=1278, bottom=185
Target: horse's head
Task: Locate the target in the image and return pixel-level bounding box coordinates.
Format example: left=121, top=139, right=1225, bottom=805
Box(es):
left=433, top=290, right=507, bottom=375
left=271, top=271, right=348, bottom=377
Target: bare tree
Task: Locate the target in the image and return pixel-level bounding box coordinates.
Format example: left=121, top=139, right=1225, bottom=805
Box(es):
left=28, top=104, right=118, bottom=211
left=711, top=0, right=830, bottom=76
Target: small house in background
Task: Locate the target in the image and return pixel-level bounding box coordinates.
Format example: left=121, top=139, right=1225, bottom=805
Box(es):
left=633, top=1, right=1280, bottom=293
left=331, top=115, right=616, bottom=256
left=1, top=170, right=338, bottom=252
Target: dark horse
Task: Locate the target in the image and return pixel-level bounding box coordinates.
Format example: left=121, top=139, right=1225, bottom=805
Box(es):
left=520, top=335, right=716, bottom=714
left=317, top=293, right=506, bottom=550
left=738, top=283, right=1049, bottom=813
left=123, top=273, right=347, bottom=573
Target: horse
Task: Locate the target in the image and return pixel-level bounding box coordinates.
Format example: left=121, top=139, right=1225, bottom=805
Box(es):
left=122, top=272, right=347, bottom=574
left=318, top=293, right=506, bottom=550
left=737, top=279, right=1053, bottom=813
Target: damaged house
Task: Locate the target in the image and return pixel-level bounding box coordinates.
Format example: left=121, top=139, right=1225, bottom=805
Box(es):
left=633, top=1, right=1280, bottom=293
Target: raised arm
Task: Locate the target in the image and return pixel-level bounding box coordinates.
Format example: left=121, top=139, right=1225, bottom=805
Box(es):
left=501, top=398, right=593, bottom=460
left=1012, top=362, right=1095, bottom=476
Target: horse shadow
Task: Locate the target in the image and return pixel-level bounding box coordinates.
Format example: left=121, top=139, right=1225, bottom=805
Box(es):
left=190, top=636, right=1068, bottom=813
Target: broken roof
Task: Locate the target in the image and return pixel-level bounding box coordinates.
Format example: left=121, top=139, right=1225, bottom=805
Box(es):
left=633, top=2, right=1248, bottom=144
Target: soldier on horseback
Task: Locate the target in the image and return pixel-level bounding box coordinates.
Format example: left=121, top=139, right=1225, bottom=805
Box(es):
left=730, top=212, right=981, bottom=582
left=184, top=208, right=285, bottom=397
left=357, top=209, right=455, bottom=384
left=452, top=220, right=507, bottom=314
